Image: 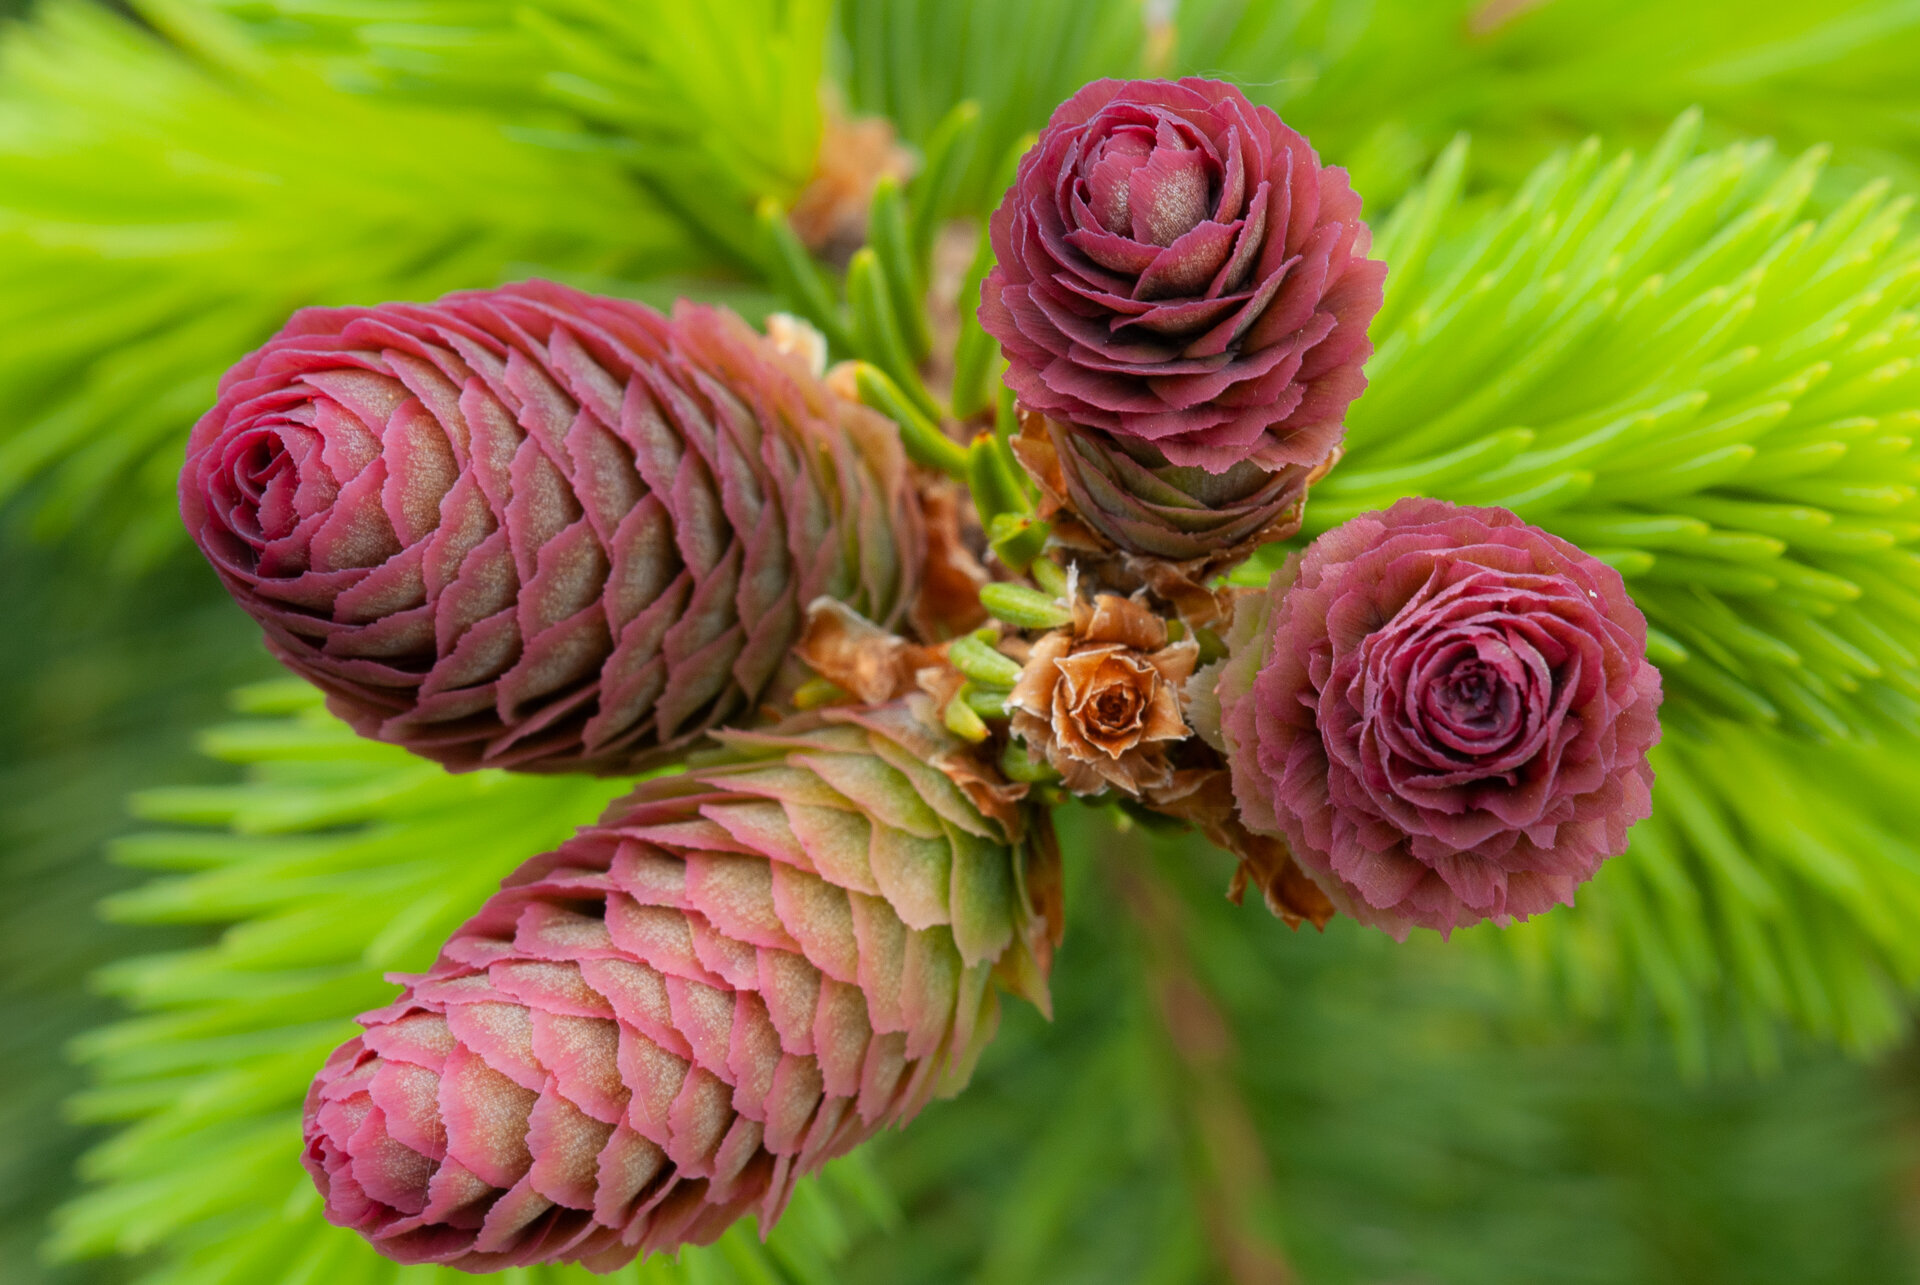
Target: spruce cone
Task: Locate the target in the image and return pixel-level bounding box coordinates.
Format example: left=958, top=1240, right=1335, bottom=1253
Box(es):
left=303, top=705, right=1056, bottom=1272
left=181, top=282, right=921, bottom=773
left=978, top=77, right=1384, bottom=474
left=1215, top=500, right=1663, bottom=937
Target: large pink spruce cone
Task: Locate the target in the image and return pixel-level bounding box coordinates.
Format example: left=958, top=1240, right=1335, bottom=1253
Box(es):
left=1215, top=500, right=1663, bottom=938
left=182, top=282, right=922, bottom=774
left=303, top=705, right=1054, bottom=1272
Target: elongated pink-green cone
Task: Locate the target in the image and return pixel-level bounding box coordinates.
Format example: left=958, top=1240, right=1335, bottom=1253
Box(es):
left=303, top=703, right=1053, bottom=1272
left=182, top=281, right=922, bottom=774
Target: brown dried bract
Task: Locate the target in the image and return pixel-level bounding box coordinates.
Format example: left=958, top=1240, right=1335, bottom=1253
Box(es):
left=788, top=107, right=916, bottom=265
left=1009, top=592, right=1199, bottom=797
left=796, top=598, right=933, bottom=703
left=938, top=735, right=1033, bottom=844
left=910, top=478, right=992, bottom=640
left=1145, top=769, right=1335, bottom=930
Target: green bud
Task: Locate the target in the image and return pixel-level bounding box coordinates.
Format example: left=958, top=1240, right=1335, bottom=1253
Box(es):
left=967, top=431, right=1031, bottom=524
left=948, top=635, right=1022, bottom=688
left=868, top=176, right=932, bottom=361
left=855, top=363, right=969, bottom=477
left=847, top=248, right=942, bottom=422
left=964, top=685, right=1009, bottom=718
left=943, top=687, right=991, bottom=741
left=755, top=197, right=855, bottom=354
left=1028, top=557, right=1069, bottom=598
left=1000, top=738, right=1059, bottom=783
left=988, top=513, right=1051, bottom=572
left=980, top=582, right=1072, bottom=630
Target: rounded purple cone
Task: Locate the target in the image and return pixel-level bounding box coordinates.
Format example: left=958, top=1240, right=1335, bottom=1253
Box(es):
left=980, top=77, right=1384, bottom=477
left=1215, top=499, right=1663, bottom=938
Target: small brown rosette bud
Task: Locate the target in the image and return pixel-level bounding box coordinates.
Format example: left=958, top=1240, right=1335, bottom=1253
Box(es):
left=1008, top=592, right=1198, bottom=796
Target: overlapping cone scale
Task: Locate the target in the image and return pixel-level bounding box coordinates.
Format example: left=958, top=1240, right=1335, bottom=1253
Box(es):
left=181, top=281, right=922, bottom=774
left=303, top=706, right=1054, bottom=1272
left=1015, top=411, right=1312, bottom=571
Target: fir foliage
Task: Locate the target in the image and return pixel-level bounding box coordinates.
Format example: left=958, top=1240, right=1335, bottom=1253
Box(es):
left=1491, top=722, right=1920, bottom=1077
left=198, top=0, right=831, bottom=262
left=833, top=0, right=1144, bottom=214
left=827, top=0, right=1920, bottom=217
left=0, top=530, right=276, bottom=1285
left=1175, top=0, right=1920, bottom=203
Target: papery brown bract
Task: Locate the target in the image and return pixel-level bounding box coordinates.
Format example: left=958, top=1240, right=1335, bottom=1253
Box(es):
left=181, top=282, right=921, bottom=774
left=303, top=706, right=1054, bottom=1272
left=1216, top=499, right=1663, bottom=938
left=980, top=77, right=1384, bottom=477
left=788, top=110, right=916, bottom=264
left=1009, top=592, right=1198, bottom=797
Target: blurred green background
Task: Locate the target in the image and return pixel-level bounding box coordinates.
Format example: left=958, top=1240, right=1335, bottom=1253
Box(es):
left=7, top=0, right=1920, bottom=1281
